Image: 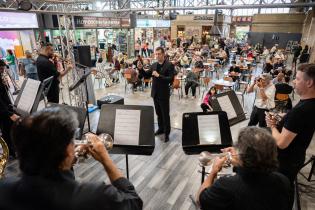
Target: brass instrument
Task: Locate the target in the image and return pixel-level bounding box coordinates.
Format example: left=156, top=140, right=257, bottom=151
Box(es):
left=198, top=151, right=232, bottom=167
left=74, top=133, right=113, bottom=164
left=0, top=137, right=9, bottom=179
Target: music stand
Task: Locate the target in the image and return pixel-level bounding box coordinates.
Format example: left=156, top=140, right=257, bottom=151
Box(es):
left=182, top=111, right=233, bottom=183
left=96, top=104, right=155, bottom=179
left=210, top=90, right=246, bottom=126
left=69, top=69, right=92, bottom=132
left=40, top=76, right=54, bottom=107
left=14, top=79, right=45, bottom=117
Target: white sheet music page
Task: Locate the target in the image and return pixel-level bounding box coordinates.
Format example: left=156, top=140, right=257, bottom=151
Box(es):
left=198, top=115, right=221, bottom=145
left=217, top=95, right=237, bottom=120
left=17, top=79, right=41, bottom=113
left=114, top=109, right=141, bottom=145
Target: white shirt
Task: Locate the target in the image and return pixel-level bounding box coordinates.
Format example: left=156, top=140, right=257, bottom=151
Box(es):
left=254, top=84, right=276, bottom=110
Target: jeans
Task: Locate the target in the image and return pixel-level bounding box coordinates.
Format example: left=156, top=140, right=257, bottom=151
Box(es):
left=27, top=73, right=39, bottom=80
left=9, top=64, right=19, bottom=80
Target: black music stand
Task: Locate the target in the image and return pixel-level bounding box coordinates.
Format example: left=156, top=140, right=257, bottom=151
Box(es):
left=69, top=69, right=92, bottom=132
left=14, top=79, right=45, bottom=117
left=210, top=90, right=246, bottom=126
left=182, top=111, right=233, bottom=183
left=40, top=76, right=54, bottom=107
left=96, top=104, right=155, bottom=179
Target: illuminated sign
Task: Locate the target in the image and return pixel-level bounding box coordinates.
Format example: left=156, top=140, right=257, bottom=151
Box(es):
left=74, top=16, right=130, bottom=28
left=0, top=12, right=38, bottom=29
left=193, top=16, right=214, bottom=21
left=136, top=19, right=170, bottom=28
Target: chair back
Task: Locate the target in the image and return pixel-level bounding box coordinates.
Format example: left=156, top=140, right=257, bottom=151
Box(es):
left=173, top=78, right=181, bottom=89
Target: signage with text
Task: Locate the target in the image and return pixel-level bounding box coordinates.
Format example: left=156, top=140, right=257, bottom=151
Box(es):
left=0, top=12, right=38, bottom=29
left=193, top=16, right=214, bottom=21
left=136, top=19, right=170, bottom=28
left=74, top=16, right=130, bottom=28
left=232, top=16, right=252, bottom=23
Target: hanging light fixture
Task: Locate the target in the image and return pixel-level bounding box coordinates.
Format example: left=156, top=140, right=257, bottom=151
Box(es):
left=17, top=0, right=32, bottom=11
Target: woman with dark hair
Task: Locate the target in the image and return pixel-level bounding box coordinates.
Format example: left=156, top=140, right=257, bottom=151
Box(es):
left=0, top=107, right=143, bottom=210
left=6, top=49, right=18, bottom=81
left=197, top=127, right=290, bottom=210
left=200, top=86, right=217, bottom=112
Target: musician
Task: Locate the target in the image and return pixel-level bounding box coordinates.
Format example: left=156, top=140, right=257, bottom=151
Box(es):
left=247, top=73, right=275, bottom=127
left=0, top=60, right=19, bottom=158
left=147, top=47, right=175, bottom=142
left=185, top=62, right=203, bottom=99
left=36, top=43, right=71, bottom=103
left=0, top=107, right=143, bottom=210
left=266, top=64, right=315, bottom=208
left=197, top=127, right=290, bottom=210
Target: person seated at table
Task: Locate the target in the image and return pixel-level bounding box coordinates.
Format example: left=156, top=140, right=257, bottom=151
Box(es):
left=217, top=48, right=227, bottom=65
left=196, top=127, right=290, bottom=210
left=201, top=86, right=217, bottom=112
left=264, top=61, right=273, bottom=74
left=133, top=55, right=143, bottom=66
left=180, top=54, right=190, bottom=68
left=272, top=72, right=284, bottom=85
left=124, top=63, right=141, bottom=91
left=185, top=63, right=203, bottom=99
left=262, top=46, right=270, bottom=57
left=136, top=61, right=151, bottom=88
left=109, top=56, right=121, bottom=83
left=275, top=76, right=293, bottom=110
left=273, top=58, right=284, bottom=71
left=236, top=57, right=246, bottom=67
left=247, top=50, right=254, bottom=59
left=229, top=61, right=240, bottom=82
left=275, top=50, right=285, bottom=61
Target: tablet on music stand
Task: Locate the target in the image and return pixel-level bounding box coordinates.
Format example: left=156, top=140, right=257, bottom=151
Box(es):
left=182, top=111, right=233, bottom=155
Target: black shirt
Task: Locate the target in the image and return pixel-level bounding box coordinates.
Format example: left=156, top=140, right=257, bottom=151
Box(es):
left=0, top=170, right=143, bottom=210
left=0, top=76, right=13, bottom=119
left=275, top=83, right=293, bottom=95
left=36, top=54, right=60, bottom=102
left=277, top=98, right=315, bottom=177
left=229, top=66, right=240, bottom=73
left=200, top=167, right=290, bottom=210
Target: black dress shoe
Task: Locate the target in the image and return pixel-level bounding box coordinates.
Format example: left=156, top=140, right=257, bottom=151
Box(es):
left=154, top=130, right=164, bottom=136
left=164, top=135, right=169, bottom=143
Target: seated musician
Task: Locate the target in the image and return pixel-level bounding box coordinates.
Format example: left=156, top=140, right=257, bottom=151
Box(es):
left=0, top=107, right=143, bottom=210
left=124, top=63, right=141, bottom=91
left=273, top=57, right=284, bottom=71
left=196, top=127, right=290, bottom=210
left=229, top=61, right=240, bottom=82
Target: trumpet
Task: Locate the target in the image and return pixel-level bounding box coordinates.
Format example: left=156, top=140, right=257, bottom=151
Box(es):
left=198, top=151, right=232, bottom=167
left=74, top=133, right=113, bottom=164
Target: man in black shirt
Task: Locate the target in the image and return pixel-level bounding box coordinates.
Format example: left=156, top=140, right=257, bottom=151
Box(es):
left=197, top=127, right=290, bottom=210
left=0, top=60, right=19, bottom=158
left=0, top=107, right=143, bottom=210
left=229, top=61, right=240, bottom=82
left=266, top=63, right=315, bottom=208
left=147, top=47, right=175, bottom=142
left=36, top=44, right=71, bottom=103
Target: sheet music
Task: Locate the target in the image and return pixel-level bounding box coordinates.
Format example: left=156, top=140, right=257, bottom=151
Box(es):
left=114, top=109, right=141, bottom=145
left=198, top=115, right=221, bottom=145
left=17, top=79, right=41, bottom=113
left=217, top=95, right=237, bottom=120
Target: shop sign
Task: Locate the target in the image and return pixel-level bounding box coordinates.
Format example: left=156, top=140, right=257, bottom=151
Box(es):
left=136, top=19, right=170, bottom=28
left=74, top=16, right=130, bottom=28
left=232, top=16, right=252, bottom=23
left=0, top=11, right=38, bottom=29
left=193, top=16, right=214, bottom=21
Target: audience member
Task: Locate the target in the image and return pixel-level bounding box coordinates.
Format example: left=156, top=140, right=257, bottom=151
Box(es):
left=201, top=86, right=217, bottom=112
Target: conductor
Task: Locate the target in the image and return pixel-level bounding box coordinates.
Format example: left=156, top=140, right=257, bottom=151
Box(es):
left=147, top=47, right=175, bottom=142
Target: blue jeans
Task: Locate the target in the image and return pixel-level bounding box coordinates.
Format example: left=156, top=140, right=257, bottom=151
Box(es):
left=9, top=64, right=19, bottom=80
left=27, top=73, right=38, bottom=80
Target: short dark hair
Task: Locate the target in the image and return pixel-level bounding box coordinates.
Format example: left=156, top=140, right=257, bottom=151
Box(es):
left=155, top=47, right=165, bottom=54
left=231, top=61, right=236, bottom=65
left=298, top=63, right=315, bottom=84
left=284, top=76, right=290, bottom=83
left=12, top=107, right=79, bottom=177
left=0, top=59, right=6, bottom=67
left=236, top=127, right=278, bottom=173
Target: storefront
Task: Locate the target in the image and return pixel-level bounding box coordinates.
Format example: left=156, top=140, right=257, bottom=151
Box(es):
left=230, top=16, right=253, bottom=41
left=135, top=19, right=171, bottom=52
left=171, top=14, right=231, bottom=41
left=0, top=11, right=38, bottom=59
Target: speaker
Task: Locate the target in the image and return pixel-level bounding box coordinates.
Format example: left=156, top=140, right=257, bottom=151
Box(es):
left=130, top=12, right=137, bottom=28
left=73, top=45, right=92, bottom=67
